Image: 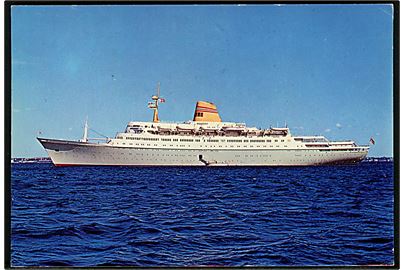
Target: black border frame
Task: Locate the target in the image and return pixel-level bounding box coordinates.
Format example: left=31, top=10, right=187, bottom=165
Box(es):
left=4, top=1, right=400, bottom=269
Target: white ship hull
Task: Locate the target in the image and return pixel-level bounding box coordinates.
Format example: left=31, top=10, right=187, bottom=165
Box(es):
left=36, top=88, right=371, bottom=167
left=38, top=138, right=368, bottom=167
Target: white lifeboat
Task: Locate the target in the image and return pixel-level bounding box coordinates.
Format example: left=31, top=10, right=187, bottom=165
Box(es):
left=271, top=127, right=289, bottom=131
left=222, top=126, right=246, bottom=132
left=157, top=126, right=173, bottom=132
left=176, top=124, right=196, bottom=131
left=200, top=127, right=220, bottom=132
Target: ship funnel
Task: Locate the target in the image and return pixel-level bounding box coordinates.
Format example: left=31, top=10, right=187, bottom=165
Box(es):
left=193, top=101, right=222, bottom=122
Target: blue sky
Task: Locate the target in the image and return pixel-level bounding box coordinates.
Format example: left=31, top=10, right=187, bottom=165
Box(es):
left=11, top=4, right=394, bottom=157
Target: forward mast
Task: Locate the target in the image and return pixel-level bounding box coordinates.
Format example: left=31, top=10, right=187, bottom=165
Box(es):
left=148, top=82, right=165, bottom=123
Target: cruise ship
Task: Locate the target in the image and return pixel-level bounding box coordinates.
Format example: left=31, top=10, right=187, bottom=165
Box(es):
left=38, top=86, right=369, bottom=166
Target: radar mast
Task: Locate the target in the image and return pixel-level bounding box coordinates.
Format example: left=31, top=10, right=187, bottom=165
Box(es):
left=148, top=82, right=164, bottom=123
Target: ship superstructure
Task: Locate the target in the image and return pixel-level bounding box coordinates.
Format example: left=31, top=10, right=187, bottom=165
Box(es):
left=38, top=85, right=369, bottom=166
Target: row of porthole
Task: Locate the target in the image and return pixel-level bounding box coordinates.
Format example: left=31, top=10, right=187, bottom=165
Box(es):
left=84, top=149, right=351, bottom=156
left=118, top=152, right=194, bottom=157
left=77, top=149, right=356, bottom=157
left=72, top=153, right=338, bottom=163
left=75, top=153, right=350, bottom=163
left=109, top=152, right=339, bottom=159
left=108, top=147, right=339, bottom=153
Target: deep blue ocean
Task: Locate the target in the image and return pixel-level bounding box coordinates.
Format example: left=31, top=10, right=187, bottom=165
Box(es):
left=11, top=162, right=394, bottom=267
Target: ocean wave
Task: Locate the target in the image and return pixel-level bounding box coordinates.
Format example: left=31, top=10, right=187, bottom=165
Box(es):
left=11, top=163, right=394, bottom=267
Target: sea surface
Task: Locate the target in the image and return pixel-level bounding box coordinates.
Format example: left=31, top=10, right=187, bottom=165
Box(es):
left=11, top=162, right=394, bottom=267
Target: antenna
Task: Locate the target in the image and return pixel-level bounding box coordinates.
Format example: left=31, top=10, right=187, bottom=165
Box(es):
left=157, top=82, right=160, bottom=97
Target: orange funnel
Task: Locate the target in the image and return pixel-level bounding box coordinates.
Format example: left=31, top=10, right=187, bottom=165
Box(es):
left=193, top=101, right=222, bottom=122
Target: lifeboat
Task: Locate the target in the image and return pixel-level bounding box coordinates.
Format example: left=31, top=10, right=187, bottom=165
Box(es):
left=157, top=126, right=173, bottom=135
left=157, top=126, right=173, bottom=131
left=267, top=128, right=289, bottom=136
left=198, top=127, right=219, bottom=135
left=222, top=126, right=246, bottom=132
left=175, top=125, right=196, bottom=135
left=176, top=124, right=196, bottom=131
left=200, top=127, right=220, bottom=131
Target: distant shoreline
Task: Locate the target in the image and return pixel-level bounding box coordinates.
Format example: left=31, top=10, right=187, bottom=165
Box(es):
left=11, top=157, right=52, bottom=164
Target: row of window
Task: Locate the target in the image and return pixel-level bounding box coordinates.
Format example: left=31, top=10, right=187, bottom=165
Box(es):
left=305, top=144, right=329, bottom=148
left=319, top=149, right=364, bottom=152
left=119, top=136, right=160, bottom=141
left=180, top=139, right=194, bottom=142
left=118, top=137, right=289, bottom=143
left=109, top=146, right=353, bottom=153
left=117, top=142, right=301, bottom=149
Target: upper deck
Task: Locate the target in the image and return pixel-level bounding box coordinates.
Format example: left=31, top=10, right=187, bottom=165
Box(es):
left=105, top=87, right=368, bottom=151
left=112, top=121, right=368, bottom=152
left=123, top=121, right=290, bottom=138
